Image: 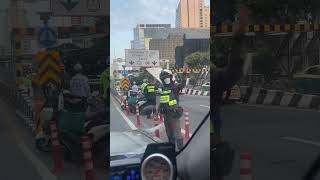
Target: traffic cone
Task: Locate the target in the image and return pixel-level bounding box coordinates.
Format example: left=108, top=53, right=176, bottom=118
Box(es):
left=136, top=104, right=141, bottom=128
left=126, top=101, right=130, bottom=116
left=81, top=135, right=95, bottom=180
left=184, top=111, right=190, bottom=142
left=49, top=121, right=64, bottom=174
left=240, top=152, right=253, bottom=180
left=159, top=114, right=164, bottom=123
left=154, top=114, right=160, bottom=138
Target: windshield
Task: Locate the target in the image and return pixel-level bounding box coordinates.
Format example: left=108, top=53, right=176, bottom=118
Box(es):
left=213, top=1, right=320, bottom=179
left=110, top=0, right=210, bottom=162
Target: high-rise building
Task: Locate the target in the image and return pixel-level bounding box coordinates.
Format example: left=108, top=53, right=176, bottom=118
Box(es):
left=176, top=0, right=210, bottom=29
left=132, top=24, right=209, bottom=49
left=149, top=34, right=185, bottom=64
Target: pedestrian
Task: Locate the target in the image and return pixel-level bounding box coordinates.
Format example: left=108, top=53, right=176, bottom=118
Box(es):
left=143, top=79, right=157, bottom=118
left=140, top=79, right=148, bottom=95
left=211, top=5, right=248, bottom=180
left=158, top=69, right=186, bottom=150
left=70, top=63, right=91, bottom=99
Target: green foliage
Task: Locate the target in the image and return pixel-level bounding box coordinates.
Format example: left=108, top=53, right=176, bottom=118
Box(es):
left=184, top=52, right=210, bottom=68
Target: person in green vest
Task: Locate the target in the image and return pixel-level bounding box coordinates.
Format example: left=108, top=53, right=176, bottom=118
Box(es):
left=140, top=79, right=148, bottom=95
left=100, top=68, right=110, bottom=104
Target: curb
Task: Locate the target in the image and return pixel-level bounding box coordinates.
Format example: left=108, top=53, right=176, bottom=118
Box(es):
left=240, top=86, right=320, bottom=111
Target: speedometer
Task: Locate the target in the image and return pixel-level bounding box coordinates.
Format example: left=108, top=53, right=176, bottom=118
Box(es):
left=141, top=153, right=174, bottom=180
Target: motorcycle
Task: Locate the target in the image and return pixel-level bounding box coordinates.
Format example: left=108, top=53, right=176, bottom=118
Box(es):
left=124, top=90, right=156, bottom=117
left=35, top=90, right=108, bottom=167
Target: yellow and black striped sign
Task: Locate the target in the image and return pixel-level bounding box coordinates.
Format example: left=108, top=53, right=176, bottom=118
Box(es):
left=36, top=50, right=63, bottom=86
left=121, top=77, right=130, bottom=90
left=212, top=23, right=320, bottom=33
left=171, top=68, right=210, bottom=74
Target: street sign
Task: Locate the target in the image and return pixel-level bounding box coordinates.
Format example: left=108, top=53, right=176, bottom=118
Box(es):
left=36, top=50, right=63, bottom=86
left=125, top=49, right=160, bottom=67
left=122, top=70, right=128, bottom=77
left=38, top=24, right=57, bottom=48
left=121, top=77, right=130, bottom=90
left=50, top=0, right=108, bottom=16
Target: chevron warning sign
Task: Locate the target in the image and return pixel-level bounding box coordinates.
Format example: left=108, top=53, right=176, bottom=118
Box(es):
left=36, top=50, right=63, bottom=86
left=121, top=77, right=130, bottom=90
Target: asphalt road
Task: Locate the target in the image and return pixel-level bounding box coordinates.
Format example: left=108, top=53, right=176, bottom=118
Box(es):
left=221, top=104, right=320, bottom=180
left=110, top=93, right=210, bottom=142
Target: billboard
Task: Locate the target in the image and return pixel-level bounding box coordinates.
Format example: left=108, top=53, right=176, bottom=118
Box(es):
left=50, top=0, right=109, bottom=16
left=125, top=49, right=160, bottom=67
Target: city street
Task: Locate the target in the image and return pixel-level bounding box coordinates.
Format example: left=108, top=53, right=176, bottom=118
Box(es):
left=222, top=103, right=320, bottom=180
left=110, top=93, right=210, bottom=143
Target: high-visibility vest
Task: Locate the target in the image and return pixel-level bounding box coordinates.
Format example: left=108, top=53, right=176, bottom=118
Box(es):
left=159, top=89, right=177, bottom=106
left=100, top=69, right=109, bottom=98
left=146, top=85, right=155, bottom=93
left=140, top=82, right=148, bottom=93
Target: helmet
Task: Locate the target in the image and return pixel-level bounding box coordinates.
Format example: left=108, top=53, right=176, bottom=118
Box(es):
left=159, top=69, right=173, bottom=84
left=74, top=63, right=83, bottom=73
left=143, top=79, right=148, bottom=83
left=133, top=81, right=136, bottom=85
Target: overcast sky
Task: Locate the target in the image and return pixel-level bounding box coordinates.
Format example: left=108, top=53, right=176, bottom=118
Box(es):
left=110, top=0, right=210, bottom=59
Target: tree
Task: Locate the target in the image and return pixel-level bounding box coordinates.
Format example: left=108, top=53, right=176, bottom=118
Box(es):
left=184, top=52, right=210, bottom=68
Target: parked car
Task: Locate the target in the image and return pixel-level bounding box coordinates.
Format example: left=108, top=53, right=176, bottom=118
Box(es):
left=292, top=65, right=320, bottom=95
left=201, top=82, right=210, bottom=91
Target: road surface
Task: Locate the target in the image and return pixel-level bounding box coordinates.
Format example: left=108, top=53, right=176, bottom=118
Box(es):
left=222, top=103, right=320, bottom=180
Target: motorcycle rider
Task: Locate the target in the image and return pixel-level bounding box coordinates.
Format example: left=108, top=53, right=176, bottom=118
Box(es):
left=158, top=69, right=187, bottom=150
left=211, top=5, right=248, bottom=180
left=143, top=79, right=157, bottom=119
left=131, top=81, right=139, bottom=94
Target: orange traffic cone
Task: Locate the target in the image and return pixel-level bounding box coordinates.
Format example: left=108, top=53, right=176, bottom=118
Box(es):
left=240, top=152, right=252, bottom=180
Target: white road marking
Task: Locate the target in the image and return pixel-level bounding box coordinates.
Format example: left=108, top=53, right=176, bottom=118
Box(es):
left=111, top=97, right=137, bottom=130
left=200, top=105, right=210, bottom=108
left=18, top=143, right=57, bottom=180
left=282, top=137, right=320, bottom=147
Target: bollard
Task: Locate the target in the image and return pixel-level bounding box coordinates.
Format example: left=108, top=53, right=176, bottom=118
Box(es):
left=154, top=114, right=160, bottom=138
left=136, top=104, right=141, bottom=128
left=240, top=152, right=252, bottom=180
left=159, top=114, right=164, bottom=123
left=126, top=101, right=130, bottom=116
left=49, top=121, right=64, bottom=174
left=81, top=135, right=95, bottom=180
left=184, top=111, right=190, bottom=142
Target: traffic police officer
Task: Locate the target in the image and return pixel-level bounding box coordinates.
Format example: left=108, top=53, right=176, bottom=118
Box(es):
left=158, top=69, right=186, bottom=150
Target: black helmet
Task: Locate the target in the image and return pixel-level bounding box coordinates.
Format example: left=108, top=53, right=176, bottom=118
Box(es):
left=159, top=70, right=173, bottom=84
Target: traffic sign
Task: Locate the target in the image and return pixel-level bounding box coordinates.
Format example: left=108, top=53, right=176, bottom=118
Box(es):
left=121, top=77, right=130, bottom=90
left=122, top=70, right=128, bottom=77
left=36, top=50, right=63, bottom=86
left=38, top=24, right=57, bottom=48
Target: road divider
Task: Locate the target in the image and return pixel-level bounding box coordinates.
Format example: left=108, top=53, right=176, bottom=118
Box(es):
left=240, top=152, right=253, bottom=180
left=136, top=104, right=141, bottom=128
left=184, top=111, right=190, bottom=142
left=81, top=135, right=95, bottom=180
left=240, top=86, right=320, bottom=111
left=49, top=120, right=64, bottom=174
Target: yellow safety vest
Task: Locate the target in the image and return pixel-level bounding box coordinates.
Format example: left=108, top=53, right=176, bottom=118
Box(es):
left=159, top=90, right=177, bottom=106
left=140, top=83, right=148, bottom=93
left=210, top=121, right=214, bottom=133
left=147, top=85, right=155, bottom=93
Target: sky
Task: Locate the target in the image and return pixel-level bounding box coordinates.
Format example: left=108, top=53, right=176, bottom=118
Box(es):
left=110, top=0, right=210, bottom=59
